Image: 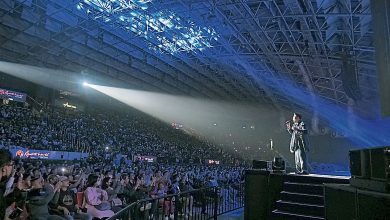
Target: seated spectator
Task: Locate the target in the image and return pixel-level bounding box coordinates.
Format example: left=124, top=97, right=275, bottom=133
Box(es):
left=101, top=177, right=115, bottom=201
left=83, top=174, right=114, bottom=219
left=0, top=103, right=241, bottom=165
left=121, top=175, right=152, bottom=219
left=52, top=176, right=92, bottom=220
left=0, top=102, right=247, bottom=219
left=101, top=177, right=123, bottom=212
left=27, top=174, right=64, bottom=220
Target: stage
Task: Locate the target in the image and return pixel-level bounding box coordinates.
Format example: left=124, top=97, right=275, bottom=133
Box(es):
left=244, top=170, right=351, bottom=220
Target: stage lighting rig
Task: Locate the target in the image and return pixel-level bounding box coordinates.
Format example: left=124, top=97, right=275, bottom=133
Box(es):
left=75, top=0, right=219, bottom=54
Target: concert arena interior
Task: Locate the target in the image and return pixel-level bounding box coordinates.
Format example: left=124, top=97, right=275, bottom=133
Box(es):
left=0, top=0, right=390, bottom=220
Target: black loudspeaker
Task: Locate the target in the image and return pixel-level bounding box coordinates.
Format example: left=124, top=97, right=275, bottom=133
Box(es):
left=357, top=190, right=390, bottom=220
left=370, top=147, right=389, bottom=181
left=267, top=174, right=284, bottom=214
left=272, top=157, right=285, bottom=172
left=244, top=170, right=270, bottom=220
left=371, top=0, right=390, bottom=117
left=350, top=147, right=390, bottom=192
left=252, top=160, right=268, bottom=170
left=324, top=184, right=357, bottom=220
left=324, top=184, right=390, bottom=220
left=244, top=170, right=284, bottom=220
left=349, top=149, right=371, bottom=178
left=349, top=150, right=362, bottom=177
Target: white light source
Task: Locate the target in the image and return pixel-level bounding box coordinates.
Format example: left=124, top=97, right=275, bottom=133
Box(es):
left=83, top=82, right=89, bottom=86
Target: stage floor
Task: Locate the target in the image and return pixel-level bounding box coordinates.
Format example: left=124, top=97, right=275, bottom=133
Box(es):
left=286, top=172, right=351, bottom=179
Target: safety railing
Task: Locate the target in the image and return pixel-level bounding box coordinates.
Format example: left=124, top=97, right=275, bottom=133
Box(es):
left=108, top=182, right=244, bottom=220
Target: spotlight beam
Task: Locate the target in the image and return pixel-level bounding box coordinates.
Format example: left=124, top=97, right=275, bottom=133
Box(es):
left=87, top=83, right=390, bottom=148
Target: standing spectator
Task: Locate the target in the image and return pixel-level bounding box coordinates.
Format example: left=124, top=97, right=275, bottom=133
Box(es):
left=0, top=149, right=13, bottom=220
left=4, top=173, right=30, bottom=220
left=27, top=174, right=64, bottom=220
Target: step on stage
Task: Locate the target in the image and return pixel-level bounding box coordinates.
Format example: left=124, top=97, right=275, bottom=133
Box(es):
left=244, top=170, right=350, bottom=220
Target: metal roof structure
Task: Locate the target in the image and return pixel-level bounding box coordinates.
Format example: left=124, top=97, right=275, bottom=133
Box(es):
left=0, top=0, right=378, bottom=116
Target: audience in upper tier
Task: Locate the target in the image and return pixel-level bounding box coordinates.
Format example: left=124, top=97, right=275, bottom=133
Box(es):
left=0, top=103, right=240, bottom=165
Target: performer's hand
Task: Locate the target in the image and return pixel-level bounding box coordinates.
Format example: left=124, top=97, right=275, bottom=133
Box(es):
left=291, top=126, right=296, bottom=131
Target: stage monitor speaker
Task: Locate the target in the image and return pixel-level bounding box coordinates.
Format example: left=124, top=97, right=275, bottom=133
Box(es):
left=272, top=157, right=285, bottom=172
left=371, top=0, right=390, bottom=117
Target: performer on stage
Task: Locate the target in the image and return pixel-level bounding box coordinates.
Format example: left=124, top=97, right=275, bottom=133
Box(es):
left=286, top=113, right=310, bottom=174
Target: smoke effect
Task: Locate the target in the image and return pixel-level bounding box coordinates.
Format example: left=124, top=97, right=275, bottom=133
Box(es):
left=0, top=61, right=284, bottom=158
left=0, top=61, right=81, bottom=91
left=232, top=59, right=390, bottom=147
left=0, top=61, right=123, bottom=92
left=85, top=84, right=282, bottom=155
left=4, top=60, right=382, bottom=166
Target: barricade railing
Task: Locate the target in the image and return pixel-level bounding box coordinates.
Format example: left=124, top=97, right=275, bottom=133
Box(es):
left=108, top=182, right=244, bottom=220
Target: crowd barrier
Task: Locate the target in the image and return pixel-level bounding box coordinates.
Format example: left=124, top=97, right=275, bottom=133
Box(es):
left=108, top=183, right=244, bottom=220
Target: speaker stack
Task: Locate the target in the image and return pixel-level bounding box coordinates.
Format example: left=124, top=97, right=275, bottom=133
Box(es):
left=349, top=146, right=390, bottom=193
left=324, top=146, right=390, bottom=219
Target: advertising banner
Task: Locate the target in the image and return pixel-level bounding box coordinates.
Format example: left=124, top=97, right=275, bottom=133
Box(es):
left=133, top=155, right=157, bottom=163
left=0, top=88, right=27, bottom=102
left=205, top=159, right=220, bottom=165
left=9, top=147, right=89, bottom=160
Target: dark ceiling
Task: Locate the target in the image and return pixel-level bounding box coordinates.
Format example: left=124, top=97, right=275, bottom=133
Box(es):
left=0, top=0, right=378, bottom=115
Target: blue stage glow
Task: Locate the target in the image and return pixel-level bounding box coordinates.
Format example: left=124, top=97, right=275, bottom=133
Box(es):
left=256, top=70, right=390, bottom=147
left=76, top=0, right=219, bottom=54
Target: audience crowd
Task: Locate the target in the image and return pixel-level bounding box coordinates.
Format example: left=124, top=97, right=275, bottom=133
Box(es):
left=0, top=104, right=239, bottom=164
left=0, top=103, right=245, bottom=220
